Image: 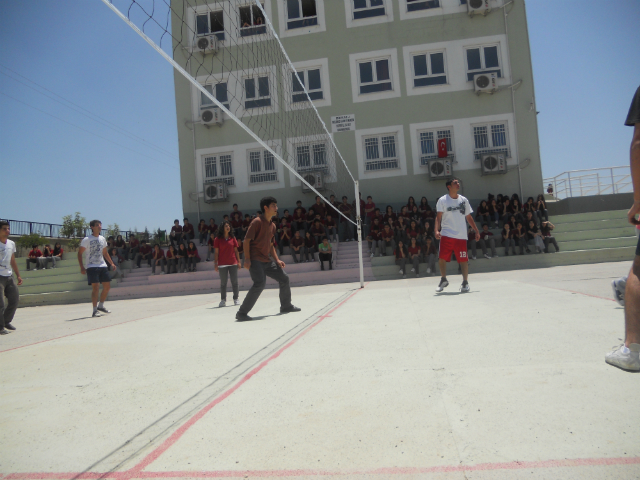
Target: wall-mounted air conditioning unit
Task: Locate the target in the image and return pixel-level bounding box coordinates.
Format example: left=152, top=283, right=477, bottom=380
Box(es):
left=201, top=107, right=223, bottom=126
left=427, top=157, right=453, bottom=181
left=467, top=0, right=491, bottom=16
left=474, top=72, right=498, bottom=94
left=195, top=35, right=219, bottom=54
left=203, top=181, right=228, bottom=203
left=301, top=171, right=324, bottom=192
left=481, top=153, right=506, bottom=175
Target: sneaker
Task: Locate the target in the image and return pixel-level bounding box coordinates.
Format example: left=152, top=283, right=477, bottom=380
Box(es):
left=160, top=272, right=165, bottom=275
left=236, top=312, right=253, bottom=321
left=399, top=269, right=403, bottom=274
left=402, top=274, right=406, bottom=279
left=0, top=328, right=8, bottom=335
left=605, top=343, right=640, bottom=371
left=152, top=272, right=156, bottom=275
left=4, top=323, right=16, bottom=331
left=460, top=281, right=470, bottom=293
left=436, top=278, right=449, bottom=292
left=471, top=255, right=476, bottom=260
left=219, top=300, right=226, bottom=307
left=611, top=278, right=626, bottom=306
left=370, top=252, right=375, bottom=257
left=92, top=310, right=102, bottom=317
left=205, top=258, right=211, bottom=262
left=410, top=268, right=415, bottom=272
left=484, top=253, right=491, bottom=259
left=280, top=305, right=302, bottom=314
left=97, top=306, right=111, bottom=314
left=234, top=299, right=240, bottom=306
left=426, top=267, right=431, bottom=275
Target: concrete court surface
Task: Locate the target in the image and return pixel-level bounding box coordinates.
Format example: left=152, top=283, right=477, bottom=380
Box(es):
left=1, top=261, right=639, bottom=480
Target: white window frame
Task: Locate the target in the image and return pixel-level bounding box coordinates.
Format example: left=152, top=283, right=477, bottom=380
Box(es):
left=417, top=127, right=455, bottom=167
left=247, top=148, right=278, bottom=184
left=292, top=68, right=323, bottom=102
left=277, top=0, right=326, bottom=38
left=203, top=152, right=235, bottom=186
left=294, top=141, right=329, bottom=174
left=344, top=0, right=393, bottom=28
left=363, top=134, right=399, bottom=172
left=471, top=121, right=510, bottom=160
left=195, top=8, right=226, bottom=41
left=354, top=125, right=407, bottom=179
left=238, top=2, right=268, bottom=38
left=200, top=82, right=230, bottom=110
left=283, top=58, right=331, bottom=111
left=410, top=50, right=448, bottom=88
left=464, top=43, right=502, bottom=81
left=349, top=48, right=401, bottom=104
left=356, top=56, right=393, bottom=95
left=243, top=74, right=272, bottom=110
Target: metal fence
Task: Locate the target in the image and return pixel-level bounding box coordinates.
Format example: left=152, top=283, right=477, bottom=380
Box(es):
left=1, top=220, right=166, bottom=241
left=543, top=166, right=632, bottom=200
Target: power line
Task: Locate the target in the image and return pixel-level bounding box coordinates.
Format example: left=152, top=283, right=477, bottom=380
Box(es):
left=1, top=92, right=179, bottom=170
left=0, top=63, right=178, bottom=160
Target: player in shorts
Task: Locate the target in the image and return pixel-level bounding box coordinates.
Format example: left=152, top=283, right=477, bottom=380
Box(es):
left=78, top=220, right=116, bottom=317
left=435, top=178, right=480, bottom=293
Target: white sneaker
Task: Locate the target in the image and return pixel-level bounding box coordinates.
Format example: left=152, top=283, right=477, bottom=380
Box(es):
left=426, top=267, right=431, bottom=274
left=471, top=255, right=476, bottom=260
left=399, top=269, right=403, bottom=274
left=484, top=253, right=491, bottom=259
left=151, top=272, right=156, bottom=275
left=219, top=300, right=226, bottom=307
left=605, top=343, right=640, bottom=371
left=460, top=282, right=470, bottom=293
left=234, top=299, right=240, bottom=306
left=410, top=268, right=415, bottom=272
left=370, top=252, right=374, bottom=257
left=160, top=271, right=165, bottom=275
left=436, top=278, right=449, bottom=292
left=611, top=278, right=626, bottom=306
left=402, top=274, right=406, bottom=279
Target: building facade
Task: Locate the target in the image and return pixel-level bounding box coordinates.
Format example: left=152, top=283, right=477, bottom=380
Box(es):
left=172, top=0, right=542, bottom=221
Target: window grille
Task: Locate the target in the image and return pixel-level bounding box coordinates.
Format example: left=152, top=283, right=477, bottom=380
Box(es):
left=249, top=149, right=278, bottom=183
left=204, top=154, right=235, bottom=186
left=364, top=135, right=399, bottom=171
left=473, top=123, right=509, bottom=160
left=419, top=129, right=453, bottom=165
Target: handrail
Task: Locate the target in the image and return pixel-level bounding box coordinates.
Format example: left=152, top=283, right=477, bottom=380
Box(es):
left=0, top=219, right=166, bottom=241
left=543, top=166, right=631, bottom=200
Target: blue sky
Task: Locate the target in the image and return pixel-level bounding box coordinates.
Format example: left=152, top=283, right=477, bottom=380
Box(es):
left=1, top=0, right=639, bottom=232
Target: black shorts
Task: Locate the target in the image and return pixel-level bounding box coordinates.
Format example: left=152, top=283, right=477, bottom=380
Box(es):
left=86, top=267, right=111, bottom=285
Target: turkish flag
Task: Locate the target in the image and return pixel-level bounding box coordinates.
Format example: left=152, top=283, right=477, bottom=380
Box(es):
left=437, top=138, right=448, bottom=158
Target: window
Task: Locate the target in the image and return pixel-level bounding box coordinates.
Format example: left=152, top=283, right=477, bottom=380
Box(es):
left=244, top=76, right=271, bottom=109
left=363, top=134, right=398, bottom=171
left=406, top=0, right=440, bottom=12
left=203, top=153, right=235, bottom=186
left=287, top=0, right=318, bottom=29
left=292, top=68, right=323, bottom=103
left=296, top=143, right=327, bottom=172
left=418, top=128, right=454, bottom=165
left=200, top=83, right=229, bottom=110
left=358, top=58, right=392, bottom=94
left=239, top=3, right=267, bottom=37
left=465, top=44, right=501, bottom=81
left=196, top=10, right=225, bottom=40
left=353, top=0, right=385, bottom=19
left=472, top=123, right=509, bottom=160
left=412, top=51, right=446, bottom=87
left=249, top=149, right=278, bottom=183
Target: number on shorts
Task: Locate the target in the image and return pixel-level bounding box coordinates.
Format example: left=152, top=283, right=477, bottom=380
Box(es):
left=459, top=251, right=467, bottom=258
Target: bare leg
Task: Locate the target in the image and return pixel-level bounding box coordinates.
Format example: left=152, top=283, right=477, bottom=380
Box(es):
left=100, top=283, right=111, bottom=303
left=624, top=257, right=640, bottom=346
left=460, top=262, right=469, bottom=282
left=91, top=284, right=100, bottom=307
left=438, top=258, right=447, bottom=277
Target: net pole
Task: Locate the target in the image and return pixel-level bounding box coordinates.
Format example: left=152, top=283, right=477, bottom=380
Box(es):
left=354, top=180, right=364, bottom=288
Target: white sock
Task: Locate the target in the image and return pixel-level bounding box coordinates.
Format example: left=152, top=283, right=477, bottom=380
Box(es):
left=98, top=302, right=104, bottom=308
left=93, top=306, right=98, bottom=312
left=621, top=345, right=631, bottom=354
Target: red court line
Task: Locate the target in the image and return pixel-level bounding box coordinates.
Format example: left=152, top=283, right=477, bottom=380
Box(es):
left=124, top=286, right=367, bottom=478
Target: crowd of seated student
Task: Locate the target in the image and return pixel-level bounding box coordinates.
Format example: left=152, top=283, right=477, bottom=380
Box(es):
left=25, top=242, right=63, bottom=270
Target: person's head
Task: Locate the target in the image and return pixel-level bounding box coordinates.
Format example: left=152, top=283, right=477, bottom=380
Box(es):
left=411, top=237, right=417, bottom=246
left=410, top=220, right=417, bottom=230
left=513, top=198, right=520, bottom=207
left=424, top=220, right=431, bottom=230
left=497, top=194, right=503, bottom=202
left=308, top=208, right=315, bottom=216
left=537, top=194, right=544, bottom=201
left=315, top=196, right=322, bottom=204
left=32, top=244, right=39, bottom=250
left=516, top=221, right=523, bottom=229
left=245, top=214, right=250, bottom=220
left=296, top=200, right=302, bottom=206
left=408, top=196, right=415, bottom=205
left=305, top=231, right=312, bottom=238
left=116, top=235, right=123, bottom=242
left=281, top=217, right=287, bottom=225
left=233, top=212, right=240, bottom=220
left=526, top=211, right=533, bottom=219
left=296, top=207, right=303, bottom=215
left=154, top=243, right=161, bottom=251
left=374, top=207, right=380, bottom=215
left=110, top=247, right=117, bottom=256
left=283, top=209, right=289, bottom=217
left=504, top=224, right=510, bottom=230
left=384, top=224, right=391, bottom=231
left=373, top=217, right=380, bottom=225
left=314, top=220, right=321, bottom=227
left=482, top=223, right=489, bottom=231
left=509, top=215, right=516, bottom=225
left=178, top=243, right=186, bottom=250
left=491, top=199, right=497, bottom=206
left=480, top=200, right=487, bottom=208
left=412, top=205, right=419, bottom=213
left=529, top=220, right=535, bottom=229
left=174, top=219, right=180, bottom=226
left=169, top=245, right=176, bottom=253
left=0, top=220, right=9, bottom=239
left=426, top=236, right=432, bottom=245
left=89, top=219, right=102, bottom=235
left=223, top=215, right=229, bottom=221
left=107, top=236, right=115, bottom=242
left=260, top=196, right=278, bottom=217
left=342, top=195, right=348, bottom=204
left=386, top=205, right=393, bottom=214
left=445, top=178, right=460, bottom=195
left=199, top=219, right=205, bottom=225
left=183, top=217, right=190, bottom=225
left=504, top=198, right=510, bottom=206
left=54, top=242, right=61, bottom=249
left=294, top=230, right=301, bottom=238
left=141, top=240, right=147, bottom=245
left=527, top=196, right=534, bottom=204
left=397, top=240, right=404, bottom=248
left=209, top=217, right=215, bottom=224
left=218, top=220, right=233, bottom=238
left=330, top=194, right=335, bottom=201
left=420, top=196, right=428, bottom=206
left=188, top=241, right=196, bottom=249
left=322, top=237, right=329, bottom=245
left=401, top=206, right=408, bottom=214
left=511, top=193, right=520, bottom=202
left=233, top=203, right=239, bottom=210
left=367, top=195, right=373, bottom=203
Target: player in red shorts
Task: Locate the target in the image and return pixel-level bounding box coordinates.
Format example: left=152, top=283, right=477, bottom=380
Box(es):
left=435, top=178, right=480, bottom=292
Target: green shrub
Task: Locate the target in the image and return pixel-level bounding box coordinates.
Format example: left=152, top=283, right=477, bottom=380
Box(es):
left=16, top=233, right=48, bottom=254
left=61, top=212, right=87, bottom=238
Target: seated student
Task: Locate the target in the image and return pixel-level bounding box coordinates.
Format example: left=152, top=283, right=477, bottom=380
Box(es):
left=406, top=196, right=417, bottom=214
left=395, top=217, right=408, bottom=244
left=338, top=196, right=355, bottom=241
left=421, top=205, right=436, bottom=224
left=26, top=244, right=42, bottom=271
left=500, top=199, right=514, bottom=226
left=324, top=214, right=338, bottom=243
left=166, top=245, right=178, bottom=274
left=169, top=220, right=183, bottom=247
left=422, top=219, right=435, bottom=244
left=205, top=231, right=216, bottom=262
left=292, top=207, right=306, bottom=234
left=40, top=245, right=53, bottom=269
left=513, top=221, right=529, bottom=254
left=366, top=217, right=382, bottom=257
left=114, top=235, right=128, bottom=259
left=310, top=220, right=326, bottom=245
left=230, top=204, right=243, bottom=221
left=128, top=234, right=140, bottom=260
left=371, top=207, right=384, bottom=227
left=501, top=224, right=517, bottom=256
left=107, top=247, right=125, bottom=279
left=223, top=214, right=230, bottom=223
left=408, top=237, right=421, bottom=277
left=305, top=208, right=316, bottom=233
left=406, top=220, right=421, bottom=245
left=328, top=194, right=341, bottom=213
left=304, top=231, right=317, bottom=262
left=208, top=218, right=218, bottom=238
left=363, top=195, right=376, bottom=233
left=186, top=240, right=199, bottom=272
left=418, top=196, right=430, bottom=215
left=399, top=206, right=411, bottom=224
left=477, top=223, right=498, bottom=258
left=522, top=197, right=536, bottom=220
left=507, top=214, right=518, bottom=231
left=408, top=205, right=421, bottom=226
left=277, top=217, right=292, bottom=256
left=526, top=220, right=545, bottom=253
left=541, top=220, right=560, bottom=253
left=135, top=240, right=153, bottom=268
left=383, top=205, right=397, bottom=224
left=50, top=242, right=64, bottom=268
left=182, top=218, right=195, bottom=245
left=395, top=240, right=408, bottom=279
left=313, top=212, right=325, bottom=229
left=524, top=210, right=539, bottom=229
left=106, top=236, right=115, bottom=251
left=422, top=236, right=437, bottom=275
left=151, top=244, right=166, bottom=275
left=467, top=225, right=479, bottom=260
left=475, top=200, right=491, bottom=224
left=310, top=196, right=326, bottom=219
left=230, top=212, right=244, bottom=239
left=294, top=200, right=306, bottom=217
left=379, top=224, right=396, bottom=257
left=290, top=230, right=305, bottom=263
left=176, top=243, right=188, bottom=273
left=282, top=209, right=294, bottom=225
left=198, top=219, right=209, bottom=246
left=512, top=199, right=525, bottom=224
left=318, top=237, right=333, bottom=271
left=489, top=199, right=501, bottom=228
left=536, top=194, right=549, bottom=222
left=242, top=214, right=252, bottom=239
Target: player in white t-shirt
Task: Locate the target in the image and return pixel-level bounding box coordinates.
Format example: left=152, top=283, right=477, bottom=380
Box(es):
left=0, top=220, right=23, bottom=334
left=435, top=178, right=480, bottom=293
left=78, top=219, right=116, bottom=317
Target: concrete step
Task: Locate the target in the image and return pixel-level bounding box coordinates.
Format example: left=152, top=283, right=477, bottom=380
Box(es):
left=19, top=271, right=86, bottom=286
left=551, top=217, right=631, bottom=233
left=557, top=236, right=636, bottom=252
left=549, top=209, right=627, bottom=223
left=19, top=278, right=119, bottom=295
left=18, top=290, right=90, bottom=308
left=554, top=226, right=633, bottom=242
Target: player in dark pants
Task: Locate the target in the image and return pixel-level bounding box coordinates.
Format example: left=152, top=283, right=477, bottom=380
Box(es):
left=236, top=196, right=301, bottom=321
left=0, top=221, right=23, bottom=334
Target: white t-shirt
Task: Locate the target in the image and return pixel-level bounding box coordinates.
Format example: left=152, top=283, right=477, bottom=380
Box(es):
left=0, top=239, right=16, bottom=277
left=436, top=194, right=473, bottom=240
left=80, top=235, right=108, bottom=268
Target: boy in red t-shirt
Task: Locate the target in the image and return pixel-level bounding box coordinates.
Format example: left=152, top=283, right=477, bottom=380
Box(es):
left=128, top=234, right=140, bottom=260
left=26, top=245, right=42, bottom=271
left=135, top=240, right=153, bottom=268
left=325, top=214, right=337, bottom=243
left=182, top=218, right=195, bottom=245
left=231, top=213, right=243, bottom=239
left=198, top=219, right=209, bottom=246
left=169, top=220, right=183, bottom=248
left=422, top=237, right=437, bottom=275
left=366, top=218, right=381, bottom=257
left=277, top=217, right=292, bottom=256
left=408, top=237, right=421, bottom=276
left=290, top=230, right=305, bottom=263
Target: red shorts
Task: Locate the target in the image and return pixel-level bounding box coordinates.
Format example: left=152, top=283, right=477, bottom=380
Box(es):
left=438, top=236, right=468, bottom=263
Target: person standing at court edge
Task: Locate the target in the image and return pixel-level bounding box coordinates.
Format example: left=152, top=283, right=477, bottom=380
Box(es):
left=236, top=196, right=301, bottom=321
left=0, top=220, right=23, bottom=335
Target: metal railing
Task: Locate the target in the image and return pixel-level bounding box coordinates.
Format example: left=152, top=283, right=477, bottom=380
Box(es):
left=0, top=220, right=163, bottom=241
left=543, top=166, right=632, bottom=200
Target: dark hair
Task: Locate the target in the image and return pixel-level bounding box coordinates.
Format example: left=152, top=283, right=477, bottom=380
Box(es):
left=445, top=178, right=459, bottom=190
left=296, top=200, right=302, bottom=204
left=174, top=219, right=180, bottom=223
left=141, top=239, right=147, bottom=244
left=32, top=244, right=38, bottom=249
left=260, top=196, right=277, bottom=213
left=154, top=243, right=160, bottom=248
left=0, top=221, right=9, bottom=230
left=420, top=196, right=428, bottom=206
left=342, top=196, right=347, bottom=200
left=188, top=241, right=196, bottom=249
left=169, top=245, right=176, bottom=252
left=367, top=195, right=372, bottom=200
left=209, top=217, right=215, bottom=221
left=89, top=219, right=101, bottom=228
left=183, top=218, right=189, bottom=222
left=233, top=203, right=238, bottom=207
left=482, top=223, right=488, bottom=227
left=217, top=220, right=235, bottom=239
left=178, top=243, right=186, bottom=251
left=407, top=196, right=415, bottom=205
left=199, top=219, right=205, bottom=223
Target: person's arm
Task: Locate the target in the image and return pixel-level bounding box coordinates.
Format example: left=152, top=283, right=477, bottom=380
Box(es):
left=435, top=212, right=443, bottom=239
left=78, top=246, right=86, bottom=274
left=271, top=243, right=285, bottom=268
left=103, top=247, right=115, bottom=269
left=214, top=247, right=219, bottom=272
left=10, top=253, right=23, bottom=286
left=629, top=125, right=640, bottom=224
left=234, top=247, right=240, bottom=265
left=243, top=238, right=251, bottom=270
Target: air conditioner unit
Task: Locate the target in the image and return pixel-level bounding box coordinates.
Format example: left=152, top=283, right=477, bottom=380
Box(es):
left=467, top=0, right=491, bottom=15
left=481, top=153, right=507, bottom=175
left=427, top=157, right=453, bottom=181
left=195, top=35, right=219, bottom=54
left=474, top=72, right=498, bottom=94
left=201, top=107, right=223, bottom=126
left=203, top=181, right=228, bottom=203
left=301, top=171, right=324, bottom=193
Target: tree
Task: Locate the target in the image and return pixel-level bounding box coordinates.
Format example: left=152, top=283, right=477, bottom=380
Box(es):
left=16, top=233, right=48, bottom=255
left=106, top=223, right=121, bottom=239
left=61, top=212, right=87, bottom=239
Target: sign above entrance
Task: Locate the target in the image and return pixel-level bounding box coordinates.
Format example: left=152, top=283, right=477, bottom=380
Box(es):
left=331, top=114, right=355, bottom=133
